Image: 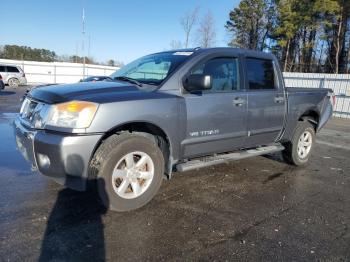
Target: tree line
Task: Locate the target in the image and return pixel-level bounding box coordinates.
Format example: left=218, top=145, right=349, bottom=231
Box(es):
left=175, top=1, right=349, bottom=73
left=0, top=45, right=56, bottom=62
left=226, top=0, right=350, bottom=73
left=0, top=45, right=123, bottom=67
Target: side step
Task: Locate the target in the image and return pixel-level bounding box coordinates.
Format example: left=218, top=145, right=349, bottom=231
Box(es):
left=176, top=144, right=285, bottom=172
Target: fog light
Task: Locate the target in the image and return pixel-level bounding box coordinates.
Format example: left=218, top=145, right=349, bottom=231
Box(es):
left=37, top=154, right=50, bottom=169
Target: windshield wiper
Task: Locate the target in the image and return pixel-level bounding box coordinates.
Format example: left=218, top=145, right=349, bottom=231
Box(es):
left=114, top=76, right=143, bottom=87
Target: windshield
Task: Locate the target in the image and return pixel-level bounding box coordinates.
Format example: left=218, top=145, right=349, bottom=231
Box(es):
left=110, top=51, right=193, bottom=85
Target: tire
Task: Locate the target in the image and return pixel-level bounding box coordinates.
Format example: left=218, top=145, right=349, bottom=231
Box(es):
left=8, top=78, right=20, bottom=88
left=90, top=132, right=164, bottom=212
left=282, top=121, right=315, bottom=166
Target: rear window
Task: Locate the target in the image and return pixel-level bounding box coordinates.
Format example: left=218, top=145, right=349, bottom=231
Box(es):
left=6, top=66, right=20, bottom=73
left=0, top=66, right=5, bottom=72
left=246, top=58, right=275, bottom=90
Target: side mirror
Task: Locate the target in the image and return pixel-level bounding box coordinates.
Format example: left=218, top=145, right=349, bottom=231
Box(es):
left=183, top=74, right=212, bottom=92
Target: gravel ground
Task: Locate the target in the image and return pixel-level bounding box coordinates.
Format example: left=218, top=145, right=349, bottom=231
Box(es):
left=0, top=86, right=349, bottom=261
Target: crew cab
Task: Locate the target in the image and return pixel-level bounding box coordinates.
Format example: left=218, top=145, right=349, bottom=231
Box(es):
left=14, top=48, right=334, bottom=211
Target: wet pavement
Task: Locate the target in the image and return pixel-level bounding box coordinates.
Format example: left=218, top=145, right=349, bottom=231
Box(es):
left=0, top=87, right=349, bottom=261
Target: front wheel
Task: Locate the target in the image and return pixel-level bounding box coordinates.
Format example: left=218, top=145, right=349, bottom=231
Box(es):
left=282, top=121, right=315, bottom=166
left=91, top=133, right=164, bottom=212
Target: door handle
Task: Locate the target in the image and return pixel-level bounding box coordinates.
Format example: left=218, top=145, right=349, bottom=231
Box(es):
left=274, top=96, right=285, bottom=103
left=233, top=97, right=245, bottom=106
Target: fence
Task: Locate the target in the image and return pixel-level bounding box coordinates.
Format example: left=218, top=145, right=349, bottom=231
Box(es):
left=0, top=58, right=119, bottom=84
left=283, top=72, right=350, bottom=119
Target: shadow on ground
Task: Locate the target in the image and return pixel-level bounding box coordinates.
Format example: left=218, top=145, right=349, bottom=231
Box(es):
left=0, top=91, right=16, bottom=96
left=39, top=183, right=108, bottom=261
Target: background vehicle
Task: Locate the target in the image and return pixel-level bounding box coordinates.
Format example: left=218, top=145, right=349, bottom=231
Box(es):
left=80, top=76, right=112, bottom=82
left=0, top=64, right=27, bottom=87
left=15, top=48, right=334, bottom=212
left=0, top=74, right=4, bottom=90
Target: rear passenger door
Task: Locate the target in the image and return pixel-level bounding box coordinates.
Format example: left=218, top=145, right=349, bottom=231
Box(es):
left=6, top=66, right=20, bottom=75
left=5, top=66, right=20, bottom=82
left=182, top=56, right=248, bottom=158
left=244, top=57, right=285, bottom=148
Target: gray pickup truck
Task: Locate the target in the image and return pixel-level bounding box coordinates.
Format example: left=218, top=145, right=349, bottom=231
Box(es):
left=15, top=48, right=334, bottom=211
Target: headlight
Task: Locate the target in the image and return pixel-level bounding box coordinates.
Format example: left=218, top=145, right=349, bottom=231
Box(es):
left=46, top=101, right=99, bottom=129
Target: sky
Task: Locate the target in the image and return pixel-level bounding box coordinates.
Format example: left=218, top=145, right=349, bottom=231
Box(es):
left=0, top=0, right=239, bottom=63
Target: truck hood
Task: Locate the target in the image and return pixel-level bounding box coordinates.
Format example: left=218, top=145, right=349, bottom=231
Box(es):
left=28, top=81, right=159, bottom=104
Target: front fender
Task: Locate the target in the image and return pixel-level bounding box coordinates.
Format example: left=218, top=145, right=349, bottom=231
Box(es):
left=86, top=97, right=183, bottom=161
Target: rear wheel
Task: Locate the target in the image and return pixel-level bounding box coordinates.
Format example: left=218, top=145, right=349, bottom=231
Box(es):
left=282, top=121, right=315, bottom=166
left=8, top=78, right=20, bottom=88
left=91, top=133, right=164, bottom=212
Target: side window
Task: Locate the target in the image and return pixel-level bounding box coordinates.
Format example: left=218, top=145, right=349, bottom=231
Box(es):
left=190, top=57, right=239, bottom=92
left=6, top=66, right=20, bottom=73
left=246, top=58, right=275, bottom=90
left=0, top=66, right=5, bottom=72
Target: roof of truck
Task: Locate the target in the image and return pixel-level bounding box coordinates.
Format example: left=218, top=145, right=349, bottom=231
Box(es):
left=159, top=47, right=276, bottom=60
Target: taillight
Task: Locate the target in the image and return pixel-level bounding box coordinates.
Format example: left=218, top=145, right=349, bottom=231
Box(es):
left=328, top=91, right=336, bottom=107
left=0, top=74, right=2, bottom=80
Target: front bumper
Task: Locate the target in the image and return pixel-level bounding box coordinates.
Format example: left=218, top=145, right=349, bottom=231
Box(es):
left=14, top=118, right=102, bottom=191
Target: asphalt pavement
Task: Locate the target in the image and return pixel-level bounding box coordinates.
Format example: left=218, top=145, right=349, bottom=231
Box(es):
left=0, top=86, right=349, bottom=261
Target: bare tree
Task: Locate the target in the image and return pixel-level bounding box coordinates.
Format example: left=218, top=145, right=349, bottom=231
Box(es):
left=169, top=40, right=183, bottom=50
left=334, top=4, right=346, bottom=74
left=180, top=7, right=199, bottom=48
left=196, top=11, right=216, bottom=48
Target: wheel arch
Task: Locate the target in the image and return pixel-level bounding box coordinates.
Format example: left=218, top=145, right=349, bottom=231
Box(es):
left=91, top=121, right=173, bottom=179
left=298, top=109, right=320, bottom=131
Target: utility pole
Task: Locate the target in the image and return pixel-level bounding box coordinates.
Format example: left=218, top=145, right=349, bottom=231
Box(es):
left=75, top=41, right=79, bottom=63
left=82, top=6, right=86, bottom=77
left=88, top=34, right=91, bottom=58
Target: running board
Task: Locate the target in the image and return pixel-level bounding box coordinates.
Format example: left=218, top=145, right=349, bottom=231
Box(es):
left=176, top=144, right=285, bottom=172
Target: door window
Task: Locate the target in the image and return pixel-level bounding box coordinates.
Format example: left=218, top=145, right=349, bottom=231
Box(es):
left=6, top=66, right=20, bottom=73
left=190, top=58, right=240, bottom=92
left=246, top=58, right=275, bottom=90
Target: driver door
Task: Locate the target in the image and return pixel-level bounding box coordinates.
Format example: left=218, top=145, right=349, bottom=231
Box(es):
left=181, top=57, right=248, bottom=158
